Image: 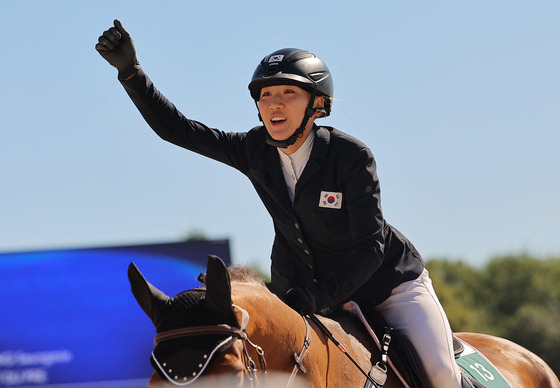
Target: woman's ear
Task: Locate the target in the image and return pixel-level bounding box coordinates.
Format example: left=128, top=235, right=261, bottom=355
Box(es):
left=312, top=96, right=327, bottom=118
left=313, top=96, right=325, bottom=109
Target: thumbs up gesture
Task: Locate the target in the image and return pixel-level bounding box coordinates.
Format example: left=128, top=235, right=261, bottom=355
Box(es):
left=95, top=19, right=140, bottom=80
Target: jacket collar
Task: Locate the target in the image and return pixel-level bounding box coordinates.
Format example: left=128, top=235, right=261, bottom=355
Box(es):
left=310, top=125, right=331, bottom=161
left=295, top=125, right=330, bottom=196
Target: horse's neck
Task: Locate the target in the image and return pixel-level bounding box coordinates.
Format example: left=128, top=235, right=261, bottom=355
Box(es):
left=232, top=283, right=310, bottom=368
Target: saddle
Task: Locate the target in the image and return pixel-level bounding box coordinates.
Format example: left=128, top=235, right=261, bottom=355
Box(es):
left=340, top=302, right=485, bottom=388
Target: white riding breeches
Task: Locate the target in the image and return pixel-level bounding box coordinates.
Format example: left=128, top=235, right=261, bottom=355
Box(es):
left=375, top=269, right=462, bottom=388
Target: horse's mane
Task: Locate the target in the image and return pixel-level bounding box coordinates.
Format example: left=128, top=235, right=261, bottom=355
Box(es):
left=227, top=265, right=266, bottom=286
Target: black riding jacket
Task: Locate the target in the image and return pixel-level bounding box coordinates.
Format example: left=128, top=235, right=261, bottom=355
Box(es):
left=121, top=69, right=424, bottom=308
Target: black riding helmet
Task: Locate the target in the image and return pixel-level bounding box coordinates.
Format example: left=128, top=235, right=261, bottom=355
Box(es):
left=248, top=48, right=334, bottom=148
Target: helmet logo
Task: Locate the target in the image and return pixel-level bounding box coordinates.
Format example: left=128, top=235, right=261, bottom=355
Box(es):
left=268, top=54, right=284, bottom=63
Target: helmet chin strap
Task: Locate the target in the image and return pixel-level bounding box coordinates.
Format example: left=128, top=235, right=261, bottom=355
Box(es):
left=265, top=91, right=320, bottom=149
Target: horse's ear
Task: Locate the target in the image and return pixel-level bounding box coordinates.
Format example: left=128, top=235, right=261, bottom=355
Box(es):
left=128, top=262, right=170, bottom=327
left=204, top=255, right=233, bottom=315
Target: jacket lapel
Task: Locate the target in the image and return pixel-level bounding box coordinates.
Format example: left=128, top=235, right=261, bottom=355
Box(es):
left=262, top=145, right=293, bottom=210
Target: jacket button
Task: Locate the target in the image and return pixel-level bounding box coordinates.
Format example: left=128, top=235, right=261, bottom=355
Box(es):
left=295, top=222, right=300, bottom=229
left=308, top=264, right=313, bottom=269
left=297, top=238, right=303, bottom=243
left=305, top=250, right=310, bottom=255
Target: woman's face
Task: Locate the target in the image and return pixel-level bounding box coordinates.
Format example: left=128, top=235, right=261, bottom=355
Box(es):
left=258, top=84, right=312, bottom=142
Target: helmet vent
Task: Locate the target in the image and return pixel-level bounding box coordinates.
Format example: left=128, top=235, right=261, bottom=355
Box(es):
left=309, top=72, right=327, bottom=82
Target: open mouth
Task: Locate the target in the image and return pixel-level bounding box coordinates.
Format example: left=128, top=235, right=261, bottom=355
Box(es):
left=270, top=116, right=286, bottom=126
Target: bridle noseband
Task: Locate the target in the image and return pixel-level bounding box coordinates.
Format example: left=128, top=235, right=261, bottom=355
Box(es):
left=153, top=305, right=311, bottom=387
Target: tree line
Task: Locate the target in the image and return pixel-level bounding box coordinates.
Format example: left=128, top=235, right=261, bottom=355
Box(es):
left=426, top=254, right=560, bottom=377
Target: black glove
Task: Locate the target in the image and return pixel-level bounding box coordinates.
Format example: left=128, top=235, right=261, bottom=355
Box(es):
left=284, top=287, right=318, bottom=315
left=95, top=19, right=140, bottom=80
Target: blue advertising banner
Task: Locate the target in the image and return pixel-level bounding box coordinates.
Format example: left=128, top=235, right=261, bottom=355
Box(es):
left=0, top=240, right=231, bottom=387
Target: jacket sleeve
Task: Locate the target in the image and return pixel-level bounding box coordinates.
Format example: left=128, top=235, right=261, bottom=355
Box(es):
left=120, top=69, right=250, bottom=172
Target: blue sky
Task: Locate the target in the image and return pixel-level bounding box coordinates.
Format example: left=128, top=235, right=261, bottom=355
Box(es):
left=1, top=1, right=559, bottom=273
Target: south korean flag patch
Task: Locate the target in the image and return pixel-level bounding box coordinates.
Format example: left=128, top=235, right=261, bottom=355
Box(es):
left=319, top=191, right=342, bottom=209
left=268, top=54, right=284, bottom=63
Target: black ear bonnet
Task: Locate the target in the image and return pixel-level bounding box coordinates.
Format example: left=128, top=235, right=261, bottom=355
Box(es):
left=128, top=256, right=239, bottom=385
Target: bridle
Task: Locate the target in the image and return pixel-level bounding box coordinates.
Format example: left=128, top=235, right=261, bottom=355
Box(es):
left=153, top=304, right=311, bottom=387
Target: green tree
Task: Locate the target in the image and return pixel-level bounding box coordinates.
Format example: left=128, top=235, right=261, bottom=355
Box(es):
left=182, top=228, right=208, bottom=241
left=427, top=259, right=490, bottom=332
left=481, top=256, right=547, bottom=317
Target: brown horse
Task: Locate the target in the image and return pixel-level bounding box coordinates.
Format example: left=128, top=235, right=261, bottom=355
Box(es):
left=129, top=256, right=560, bottom=388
